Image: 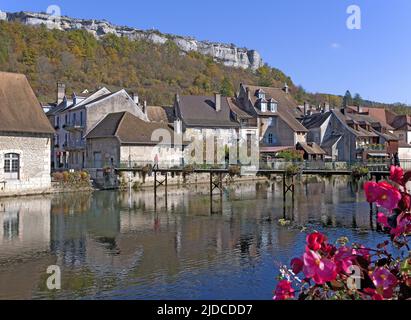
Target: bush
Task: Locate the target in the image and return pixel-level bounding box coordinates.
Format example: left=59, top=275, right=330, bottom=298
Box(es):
left=277, top=150, right=303, bottom=162
left=351, top=166, right=369, bottom=179
left=285, top=164, right=300, bottom=177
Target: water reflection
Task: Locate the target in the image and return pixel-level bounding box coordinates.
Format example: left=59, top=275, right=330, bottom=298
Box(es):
left=0, top=177, right=385, bottom=300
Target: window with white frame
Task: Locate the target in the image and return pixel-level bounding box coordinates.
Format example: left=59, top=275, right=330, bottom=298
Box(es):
left=4, top=153, right=20, bottom=180
left=261, top=102, right=267, bottom=112
left=270, top=102, right=278, bottom=112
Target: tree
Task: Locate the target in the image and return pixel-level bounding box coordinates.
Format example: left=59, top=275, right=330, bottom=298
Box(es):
left=343, top=90, right=353, bottom=107
left=219, top=77, right=234, bottom=97
left=353, top=93, right=363, bottom=107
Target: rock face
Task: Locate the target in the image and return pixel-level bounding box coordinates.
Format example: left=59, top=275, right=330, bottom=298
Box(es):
left=4, top=11, right=264, bottom=71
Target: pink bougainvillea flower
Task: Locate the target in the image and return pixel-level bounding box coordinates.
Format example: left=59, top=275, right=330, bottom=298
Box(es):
left=370, top=268, right=398, bottom=299
left=398, top=194, right=411, bottom=211
left=333, top=246, right=355, bottom=274
left=306, top=232, right=327, bottom=251
left=390, top=214, right=411, bottom=238
left=303, top=249, right=337, bottom=285
left=390, top=166, right=404, bottom=185
left=273, top=280, right=295, bottom=300
left=352, top=245, right=371, bottom=262
left=290, top=258, right=304, bottom=274
left=377, top=212, right=390, bottom=228
left=364, top=181, right=401, bottom=210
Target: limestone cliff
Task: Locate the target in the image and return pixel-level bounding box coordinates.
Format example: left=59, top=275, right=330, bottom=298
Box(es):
left=2, top=11, right=264, bottom=71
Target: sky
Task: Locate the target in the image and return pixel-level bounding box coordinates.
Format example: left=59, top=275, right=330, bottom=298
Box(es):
left=1, top=0, right=410, bottom=104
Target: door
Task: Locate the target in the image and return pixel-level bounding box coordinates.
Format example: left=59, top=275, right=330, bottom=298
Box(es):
left=93, top=152, right=102, bottom=168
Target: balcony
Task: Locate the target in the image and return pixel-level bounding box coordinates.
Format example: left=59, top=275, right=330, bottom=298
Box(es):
left=63, top=139, right=86, bottom=151
left=63, top=121, right=85, bottom=132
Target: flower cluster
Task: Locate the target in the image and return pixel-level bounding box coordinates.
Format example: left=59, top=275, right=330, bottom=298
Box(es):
left=274, top=166, right=411, bottom=300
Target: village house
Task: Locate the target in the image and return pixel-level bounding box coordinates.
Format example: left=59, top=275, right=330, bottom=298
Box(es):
left=235, top=83, right=310, bottom=160
left=301, top=107, right=398, bottom=162
left=173, top=93, right=258, bottom=165
left=0, top=72, right=54, bottom=195
left=85, top=111, right=183, bottom=169
left=46, top=84, right=148, bottom=170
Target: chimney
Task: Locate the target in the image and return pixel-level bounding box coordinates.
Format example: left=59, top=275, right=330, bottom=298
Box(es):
left=57, top=82, right=66, bottom=105
left=72, top=92, right=77, bottom=105
left=175, top=93, right=180, bottom=104
left=246, top=88, right=251, bottom=100
left=143, top=100, right=147, bottom=114
left=283, top=83, right=289, bottom=94
left=324, top=102, right=330, bottom=113
left=303, top=102, right=308, bottom=117
left=215, top=93, right=221, bottom=112
left=131, top=93, right=139, bottom=105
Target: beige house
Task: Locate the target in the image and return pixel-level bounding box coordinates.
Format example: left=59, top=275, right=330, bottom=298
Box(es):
left=236, top=84, right=308, bottom=158
left=0, top=72, right=54, bottom=196
left=85, top=112, right=183, bottom=169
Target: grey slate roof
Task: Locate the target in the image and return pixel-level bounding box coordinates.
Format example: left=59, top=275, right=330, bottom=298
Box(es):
left=177, top=95, right=239, bottom=128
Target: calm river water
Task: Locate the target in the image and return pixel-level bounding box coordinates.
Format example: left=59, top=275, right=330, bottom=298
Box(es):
left=0, top=177, right=386, bottom=300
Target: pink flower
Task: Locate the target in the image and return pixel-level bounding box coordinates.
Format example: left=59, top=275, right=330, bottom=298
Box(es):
left=377, top=212, right=390, bottom=228
left=303, top=249, right=337, bottom=285
left=370, top=268, right=398, bottom=299
left=290, top=258, right=304, bottom=274
left=390, top=166, right=404, bottom=185
left=306, top=232, right=326, bottom=251
left=273, top=280, right=295, bottom=300
left=364, top=181, right=401, bottom=210
left=333, top=246, right=354, bottom=274
left=377, top=212, right=411, bottom=238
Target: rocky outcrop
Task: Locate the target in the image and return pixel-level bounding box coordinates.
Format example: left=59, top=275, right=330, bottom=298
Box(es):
left=3, top=11, right=264, bottom=71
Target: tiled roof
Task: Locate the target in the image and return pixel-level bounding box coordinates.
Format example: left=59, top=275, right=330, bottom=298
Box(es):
left=297, top=142, right=327, bottom=155
left=86, top=112, right=175, bottom=145
left=241, top=84, right=307, bottom=132
left=177, top=95, right=239, bottom=128
left=0, top=72, right=54, bottom=134
left=147, top=106, right=175, bottom=123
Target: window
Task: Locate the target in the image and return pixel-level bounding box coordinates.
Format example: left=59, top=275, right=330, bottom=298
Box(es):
left=270, top=102, right=278, bottom=112
left=268, top=117, right=274, bottom=127
left=268, top=133, right=274, bottom=144
left=56, top=116, right=60, bottom=128
left=72, top=113, right=76, bottom=125
left=4, top=153, right=20, bottom=180
left=80, top=112, right=84, bottom=126
left=65, top=114, right=68, bottom=125
left=261, top=102, right=267, bottom=112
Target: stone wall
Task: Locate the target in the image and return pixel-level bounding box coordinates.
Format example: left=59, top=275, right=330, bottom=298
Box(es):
left=0, top=133, right=52, bottom=196
left=4, top=11, right=264, bottom=71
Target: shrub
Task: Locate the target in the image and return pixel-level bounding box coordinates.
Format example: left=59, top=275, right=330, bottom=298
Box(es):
left=277, top=150, right=303, bottom=162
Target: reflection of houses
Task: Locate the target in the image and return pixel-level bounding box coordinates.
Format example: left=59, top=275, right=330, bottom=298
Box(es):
left=0, top=196, right=51, bottom=261
left=0, top=72, right=54, bottom=195
left=85, top=111, right=183, bottom=168
left=46, top=84, right=148, bottom=170
left=235, top=84, right=309, bottom=159
left=302, top=107, right=398, bottom=162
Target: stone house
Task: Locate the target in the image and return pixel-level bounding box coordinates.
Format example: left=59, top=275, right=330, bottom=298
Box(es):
left=0, top=72, right=54, bottom=195
left=85, top=111, right=183, bottom=169
left=173, top=93, right=258, bottom=166
left=301, top=108, right=398, bottom=162
left=47, top=84, right=148, bottom=170
left=235, top=84, right=309, bottom=159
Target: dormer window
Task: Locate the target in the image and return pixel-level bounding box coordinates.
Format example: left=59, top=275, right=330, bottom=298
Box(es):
left=261, top=101, right=267, bottom=112
left=269, top=100, right=278, bottom=112
left=256, top=89, right=266, bottom=100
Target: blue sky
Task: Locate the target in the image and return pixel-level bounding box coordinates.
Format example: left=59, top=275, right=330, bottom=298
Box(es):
left=1, top=0, right=410, bottom=104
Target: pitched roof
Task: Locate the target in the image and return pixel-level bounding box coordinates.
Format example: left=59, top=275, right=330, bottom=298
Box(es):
left=86, top=112, right=175, bottom=145
left=177, top=95, right=239, bottom=128
left=0, top=72, right=54, bottom=134
left=241, top=84, right=307, bottom=132
left=297, top=142, right=327, bottom=155
left=301, top=112, right=331, bottom=129
left=226, top=98, right=254, bottom=120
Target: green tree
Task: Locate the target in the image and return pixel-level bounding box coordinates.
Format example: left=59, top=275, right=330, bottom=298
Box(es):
left=220, top=77, right=234, bottom=96
left=343, top=90, right=353, bottom=107
left=353, top=93, right=363, bottom=107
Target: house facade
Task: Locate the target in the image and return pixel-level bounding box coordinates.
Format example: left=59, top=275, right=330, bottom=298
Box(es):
left=302, top=108, right=398, bottom=162
left=235, top=84, right=309, bottom=159
left=47, top=84, right=148, bottom=170
left=0, top=72, right=54, bottom=195
left=173, top=93, right=259, bottom=166
left=85, top=112, right=183, bottom=169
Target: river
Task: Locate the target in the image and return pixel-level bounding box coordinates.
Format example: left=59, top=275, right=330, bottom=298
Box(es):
left=0, top=177, right=386, bottom=300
